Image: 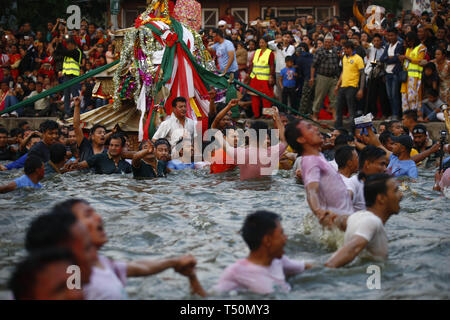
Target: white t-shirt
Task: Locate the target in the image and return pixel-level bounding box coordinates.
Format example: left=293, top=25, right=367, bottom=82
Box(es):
left=152, top=114, right=197, bottom=150
left=83, top=255, right=128, bottom=300
left=347, top=175, right=366, bottom=211
left=213, top=256, right=305, bottom=294
left=386, top=41, right=399, bottom=74
left=344, top=210, right=388, bottom=260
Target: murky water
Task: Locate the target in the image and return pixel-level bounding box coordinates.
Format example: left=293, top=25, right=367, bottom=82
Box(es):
left=0, top=165, right=449, bottom=300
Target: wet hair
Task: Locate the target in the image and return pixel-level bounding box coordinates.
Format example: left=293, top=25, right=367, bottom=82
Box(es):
left=172, top=96, right=187, bottom=108
left=49, top=143, right=67, bottom=164
left=364, top=173, right=393, bottom=207
left=109, top=133, right=125, bottom=147
left=52, top=199, right=89, bottom=216
left=285, top=119, right=304, bottom=155
left=358, top=145, right=386, bottom=171
left=241, top=210, right=281, bottom=251
left=154, top=138, right=171, bottom=150
left=379, top=130, right=393, bottom=146
left=24, top=155, right=43, bottom=175
left=335, top=145, right=356, bottom=169
left=8, top=247, right=76, bottom=300
left=403, top=110, right=418, bottom=122
left=90, top=124, right=106, bottom=136
left=25, top=209, right=77, bottom=252
left=39, top=120, right=58, bottom=133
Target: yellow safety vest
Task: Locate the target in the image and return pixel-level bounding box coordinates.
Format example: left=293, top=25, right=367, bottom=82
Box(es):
left=407, top=45, right=423, bottom=79
left=62, top=48, right=82, bottom=76
left=250, top=49, right=272, bottom=80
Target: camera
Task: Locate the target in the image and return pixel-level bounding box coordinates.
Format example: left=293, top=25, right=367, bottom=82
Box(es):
left=440, top=130, right=448, bottom=144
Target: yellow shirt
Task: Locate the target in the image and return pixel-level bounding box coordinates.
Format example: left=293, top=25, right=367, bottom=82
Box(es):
left=341, top=53, right=364, bottom=88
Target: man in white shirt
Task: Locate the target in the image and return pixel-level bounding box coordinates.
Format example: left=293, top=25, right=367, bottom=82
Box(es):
left=364, top=33, right=389, bottom=117
left=346, top=145, right=388, bottom=212
left=325, top=173, right=403, bottom=267
left=268, top=31, right=295, bottom=100
left=335, top=145, right=359, bottom=205
left=152, top=96, right=198, bottom=151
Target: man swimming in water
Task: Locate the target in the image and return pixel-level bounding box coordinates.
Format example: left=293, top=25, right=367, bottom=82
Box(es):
left=325, top=174, right=403, bottom=267
left=285, top=119, right=354, bottom=228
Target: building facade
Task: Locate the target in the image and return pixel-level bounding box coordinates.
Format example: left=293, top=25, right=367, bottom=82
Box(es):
left=118, top=0, right=344, bottom=29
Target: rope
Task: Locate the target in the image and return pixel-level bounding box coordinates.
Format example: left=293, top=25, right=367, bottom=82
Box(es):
left=231, top=79, right=334, bottom=131
left=0, top=60, right=120, bottom=115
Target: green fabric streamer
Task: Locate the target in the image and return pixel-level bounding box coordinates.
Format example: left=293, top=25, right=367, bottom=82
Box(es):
left=0, top=60, right=119, bottom=115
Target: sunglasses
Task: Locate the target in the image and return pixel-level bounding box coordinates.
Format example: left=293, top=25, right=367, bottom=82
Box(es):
left=413, top=128, right=426, bottom=134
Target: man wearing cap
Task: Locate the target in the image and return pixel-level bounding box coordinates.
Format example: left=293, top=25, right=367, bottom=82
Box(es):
left=387, top=134, right=418, bottom=179
left=310, top=33, right=340, bottom=121
left=54, top=36, right=84, bottom=118
left=412, top=124, right=444, bottom=168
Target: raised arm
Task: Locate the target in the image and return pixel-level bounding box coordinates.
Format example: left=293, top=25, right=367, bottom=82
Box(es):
left=132, top=144, right=154, bottom=168
left=272, top=106, right=286, bottom=144
left=325, top=235, right=368, bottom=268
left=211, top=99, right=239, bottom=129
left=73, top=97, right=85, bottom=147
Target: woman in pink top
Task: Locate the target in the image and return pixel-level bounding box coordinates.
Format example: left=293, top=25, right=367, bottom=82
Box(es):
left=215, top=106, right=287, bottom=180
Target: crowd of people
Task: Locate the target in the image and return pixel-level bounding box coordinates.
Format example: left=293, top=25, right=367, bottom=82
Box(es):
left=0, top=18, right=117, bottom=118
left=1, top=92, right=449, bottom=299
left=1, top=2, right=450, bottom=300
left=204, top=4, right=449, bottom=125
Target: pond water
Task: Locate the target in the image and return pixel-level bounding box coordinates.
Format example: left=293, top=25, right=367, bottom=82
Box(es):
left=0, top=166, right=449, bottom=300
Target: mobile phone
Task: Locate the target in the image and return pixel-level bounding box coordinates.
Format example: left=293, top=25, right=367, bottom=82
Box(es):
left=262, top=108, right=275, bottom=116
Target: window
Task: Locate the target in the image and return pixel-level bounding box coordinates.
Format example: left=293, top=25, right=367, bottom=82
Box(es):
left=231, top=8, right=248, bottom=24
left=261, top=7, right=278, bottom=19
left=277, top=7, right=296, bottom=18
left=202, top=8, right=219, bottom=28
left=315, top=7, right=333, bottom=22
left=122, top=10, right=139, bottom=29
left=296, top=7, right=314, bottom=18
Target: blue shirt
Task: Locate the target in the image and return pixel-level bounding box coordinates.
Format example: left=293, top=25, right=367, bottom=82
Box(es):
left=14, top=174, right=43, bottom=189
left=167, top=159, right=195, bottom=170
left=6, top=153, right=28, bottom=170
left=212, top=40, right=238, bottom=73
left=387, top=154, right=418, bottom=179
left=280, top=67, right=296, bottom=88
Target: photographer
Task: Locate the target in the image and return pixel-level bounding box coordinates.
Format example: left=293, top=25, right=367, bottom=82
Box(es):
left=54, top=36, right=84, bottom=118
left=364, top=33, right=389, bottom=118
